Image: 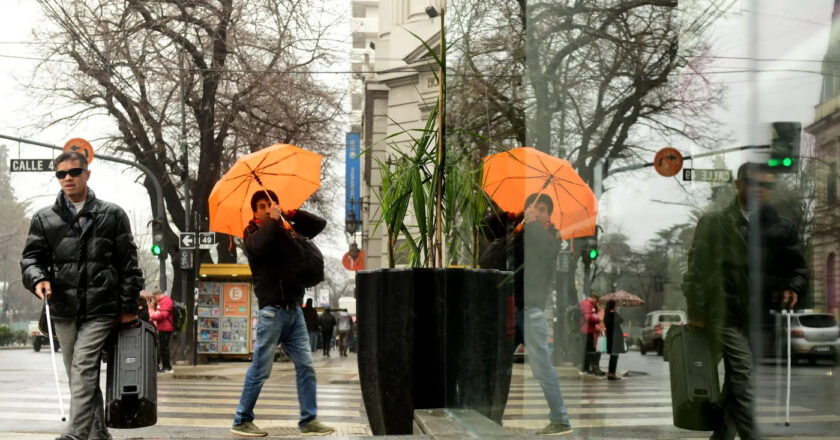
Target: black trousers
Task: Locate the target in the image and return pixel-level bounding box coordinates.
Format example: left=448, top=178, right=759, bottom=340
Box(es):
left=158, top=331, right=172, bottom=370
left=581, top=333, right=601, bottom=372
left=608, top=354, right=619, bottom=375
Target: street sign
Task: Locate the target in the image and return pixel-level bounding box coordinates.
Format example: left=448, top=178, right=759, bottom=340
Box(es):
left=180, top=232, right=196, bottom=249
left=654, top=147, right=683, bottom=177
left=9, top=159, right=54, bottom=172
left=682, top=168, right=732, bottom=183
left=557, top=251, right=573, bottom=272
left=179, top=249, right=193, bottom=270
left=63, top=138, right=95, bottom=163
left=198, top=232, right=215, bottom=249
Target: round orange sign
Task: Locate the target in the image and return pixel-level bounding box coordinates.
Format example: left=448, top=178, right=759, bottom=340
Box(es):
left=654, top=147, right=683, bottom=177
left=342, top=250, right=365, bottom=271
left=63, top=138, right=95, bottom=164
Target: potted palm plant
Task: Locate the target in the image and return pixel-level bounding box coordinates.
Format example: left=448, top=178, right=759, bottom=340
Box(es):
left=355, top=12, right=514, bottom=435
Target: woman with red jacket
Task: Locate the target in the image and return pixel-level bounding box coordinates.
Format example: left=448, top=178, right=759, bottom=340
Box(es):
left=579, top=293, right=605, bottom=376
left=149, top=290, right=174, bottom=373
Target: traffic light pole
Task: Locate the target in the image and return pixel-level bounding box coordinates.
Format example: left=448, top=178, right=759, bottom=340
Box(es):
left=593, top=144, right=772, bottom=198
left=0, top=133, right=168, bottom=291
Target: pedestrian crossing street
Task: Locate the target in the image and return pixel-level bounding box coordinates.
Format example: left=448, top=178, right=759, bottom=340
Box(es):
left=0, top=377, right=371, bottom=435
left=2, top=370, right=839, bottom=437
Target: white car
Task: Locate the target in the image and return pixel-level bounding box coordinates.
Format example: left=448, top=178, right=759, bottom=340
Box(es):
left=640, top=310, right=687, bottom=356
left=772, top=312, right=840, bottom=366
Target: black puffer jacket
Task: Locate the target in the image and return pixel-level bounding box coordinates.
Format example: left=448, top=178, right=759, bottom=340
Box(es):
left=243, top=210, right=326, bottom=309
left=683, top=198, right=808, bottom=329
left=21, top=190, right=144, bottom=320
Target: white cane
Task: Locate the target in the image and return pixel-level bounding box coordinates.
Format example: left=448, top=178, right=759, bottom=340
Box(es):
left=784, top=308, right=791, bottom=427
left=43, top=297, right=67, bottom=422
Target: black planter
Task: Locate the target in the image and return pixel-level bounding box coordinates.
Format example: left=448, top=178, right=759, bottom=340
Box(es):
left=356, top=268, right=514, bottom=435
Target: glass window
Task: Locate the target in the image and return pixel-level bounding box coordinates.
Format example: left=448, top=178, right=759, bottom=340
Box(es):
left=798, top=314, right=838, bottom=328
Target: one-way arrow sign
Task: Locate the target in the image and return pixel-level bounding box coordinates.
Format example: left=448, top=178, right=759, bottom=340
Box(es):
left=180, top=232, right=196, bottom=249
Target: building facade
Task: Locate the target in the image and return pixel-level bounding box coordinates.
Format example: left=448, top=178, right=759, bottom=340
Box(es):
left=357, top=0, right=443, bottom=270
left=804, top=2, right=840, bottom=320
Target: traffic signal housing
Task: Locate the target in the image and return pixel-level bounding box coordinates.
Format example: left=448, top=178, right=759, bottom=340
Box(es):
left=151, top=219, right=164, bottom=257
left=768, top=122, right=801, bottom=172
left=576, top=235, right=599, bottom=264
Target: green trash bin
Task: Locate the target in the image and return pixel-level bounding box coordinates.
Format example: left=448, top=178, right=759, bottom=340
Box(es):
left=665, top=325, right=722, bottom=431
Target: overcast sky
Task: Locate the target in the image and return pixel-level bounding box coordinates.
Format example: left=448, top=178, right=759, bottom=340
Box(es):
left=0, top=1, right=834, bottom=277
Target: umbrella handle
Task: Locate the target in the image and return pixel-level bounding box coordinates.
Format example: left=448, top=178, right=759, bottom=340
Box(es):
left=259, top=188, right=293, bottom=231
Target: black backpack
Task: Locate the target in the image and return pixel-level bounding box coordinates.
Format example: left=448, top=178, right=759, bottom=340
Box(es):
left=172, top=301, right=188, bottom=333
left=279, top=232, right=325, bottom=288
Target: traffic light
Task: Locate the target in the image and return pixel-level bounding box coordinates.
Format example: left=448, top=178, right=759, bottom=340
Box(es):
left=768, top=122, right=801, bottom=171
left=576, top=235, right=599, bottom=264
left=151, top=219, right=164, bottom=257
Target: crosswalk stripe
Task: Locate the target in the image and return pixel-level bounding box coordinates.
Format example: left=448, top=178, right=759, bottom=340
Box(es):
left=503, top=414, right=840, bottom=429
left=0, top=402, right=359, bottom=418
left=501, top=405, right=813, bottom=416
left=155, top=417, right=369, bottom=429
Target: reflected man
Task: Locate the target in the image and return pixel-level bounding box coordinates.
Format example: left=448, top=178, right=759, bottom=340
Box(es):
left=684, top=162, right=807, bottom=440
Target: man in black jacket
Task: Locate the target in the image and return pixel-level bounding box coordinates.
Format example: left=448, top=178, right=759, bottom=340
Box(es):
left=21, top=151, right=144, bottom=440
left=231, top=190, right=334, bottom=437
left=684, top=162, right=807, bottom=440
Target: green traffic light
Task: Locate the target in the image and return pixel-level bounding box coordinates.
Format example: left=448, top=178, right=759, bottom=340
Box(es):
left=151, top=244, right=162, bottom=256
left=768, top=158, right=780, bottom=167
left=783, top=157, right=793, bottom=167
left=589, top=249, right=599, bottom=260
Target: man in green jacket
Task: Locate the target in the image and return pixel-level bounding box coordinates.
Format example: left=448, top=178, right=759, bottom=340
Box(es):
left=684, top=162, right=807, bottom=440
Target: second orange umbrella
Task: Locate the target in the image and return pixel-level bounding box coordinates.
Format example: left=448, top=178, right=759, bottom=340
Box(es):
left=482, top=147, right=597, bottom=239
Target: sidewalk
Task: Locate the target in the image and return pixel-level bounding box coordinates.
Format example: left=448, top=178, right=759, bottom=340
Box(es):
left=171, top=351, right=362, bottom=385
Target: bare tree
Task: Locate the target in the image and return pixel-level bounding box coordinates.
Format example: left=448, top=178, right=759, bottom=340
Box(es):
left=448, top=0, right=733, bottom=184
left=28, top=0, right=345, bottom=360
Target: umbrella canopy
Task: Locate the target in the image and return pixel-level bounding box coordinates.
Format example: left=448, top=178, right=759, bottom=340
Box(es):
left=209, top=144, right=322, bottom=238
left=481, top=147, right=597, bottom=239
left=600, top=290, right=645, bottom=307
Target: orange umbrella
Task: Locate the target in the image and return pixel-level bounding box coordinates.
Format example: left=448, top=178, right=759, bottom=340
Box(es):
left=482, top=147, right=597, bottom=239
left=209, top=144, right=321, bottom=238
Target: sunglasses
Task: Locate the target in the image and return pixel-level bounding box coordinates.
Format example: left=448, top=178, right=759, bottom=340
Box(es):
left=55, top=168, right=86, bottom=179
left=745, top=179, right=776, bottom=190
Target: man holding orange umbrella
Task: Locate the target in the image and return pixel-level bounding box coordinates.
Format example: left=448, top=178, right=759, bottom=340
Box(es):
left=230, top=190, right=334, bottom=437
left=209, top=144, right=333, bottom=437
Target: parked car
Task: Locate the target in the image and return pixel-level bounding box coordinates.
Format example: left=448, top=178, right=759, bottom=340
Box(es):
left=640, top=310, right=686, bottom=356
left=767, top=312, right=840, bottom=366
left=28, top=320, right=59, bottom=352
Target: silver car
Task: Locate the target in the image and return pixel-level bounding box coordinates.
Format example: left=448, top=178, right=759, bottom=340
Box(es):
left=783, top=313, right=840, bottom=365
left=640, top=310, right=687, bottom=356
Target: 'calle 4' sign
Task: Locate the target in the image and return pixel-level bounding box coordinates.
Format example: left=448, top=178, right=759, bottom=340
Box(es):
left=9, top=159, right=55, bottom=172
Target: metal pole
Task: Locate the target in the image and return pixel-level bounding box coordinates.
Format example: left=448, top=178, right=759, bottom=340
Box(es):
left=179, top=25, right=190, bottom=361
left=0, top=133, right=168, bottom=291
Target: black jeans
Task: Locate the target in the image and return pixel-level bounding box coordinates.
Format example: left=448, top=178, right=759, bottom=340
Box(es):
left=581, top=333, right=601, bottom=372
left=158, top=331, right=172, bottom=370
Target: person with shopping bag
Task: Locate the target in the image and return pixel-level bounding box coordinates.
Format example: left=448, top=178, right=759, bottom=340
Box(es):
left=579, top=293, right=605, bottom=376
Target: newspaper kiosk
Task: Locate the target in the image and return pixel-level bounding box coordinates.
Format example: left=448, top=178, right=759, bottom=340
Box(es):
left=196, top=264, right=259, bottom=359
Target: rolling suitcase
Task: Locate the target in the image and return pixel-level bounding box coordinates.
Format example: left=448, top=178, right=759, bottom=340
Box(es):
left=105, top=320, right=158, bottom=428
left=665, top=325, right=722, bottom=431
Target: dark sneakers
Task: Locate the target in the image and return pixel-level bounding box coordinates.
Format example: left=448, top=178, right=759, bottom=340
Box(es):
left=536, top=422, right=573, bottom=436
left=230, top=421, right=268, bottom=437
left=300, top=419, right=336, bottom=436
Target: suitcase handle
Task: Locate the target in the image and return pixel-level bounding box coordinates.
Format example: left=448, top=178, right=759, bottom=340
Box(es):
left=122, top=385, right=140, bottom=396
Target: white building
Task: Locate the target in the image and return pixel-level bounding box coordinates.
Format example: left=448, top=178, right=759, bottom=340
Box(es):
left=358, top=0, right=443, bottom=270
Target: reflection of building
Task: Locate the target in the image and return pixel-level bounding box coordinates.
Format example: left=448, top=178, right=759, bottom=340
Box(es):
left=804, top=2, right=840, bottom=320
left=359, top=0, right=442, bottom=269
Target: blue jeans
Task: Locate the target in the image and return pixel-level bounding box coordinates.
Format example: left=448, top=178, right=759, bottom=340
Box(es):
left=234, top=306, right=317, bottom=428
left=524, top=307, right=571, bottom=426
left=309, top=331, right=318, bottom=353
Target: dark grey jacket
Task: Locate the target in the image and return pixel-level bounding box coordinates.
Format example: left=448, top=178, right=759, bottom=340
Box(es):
left=683, top=198, right=808, bottom=329
left=21, top=190, right=144, bottom=320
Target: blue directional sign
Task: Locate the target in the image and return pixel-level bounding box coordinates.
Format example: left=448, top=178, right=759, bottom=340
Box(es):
left=346, top=132, right=361, bottom=232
